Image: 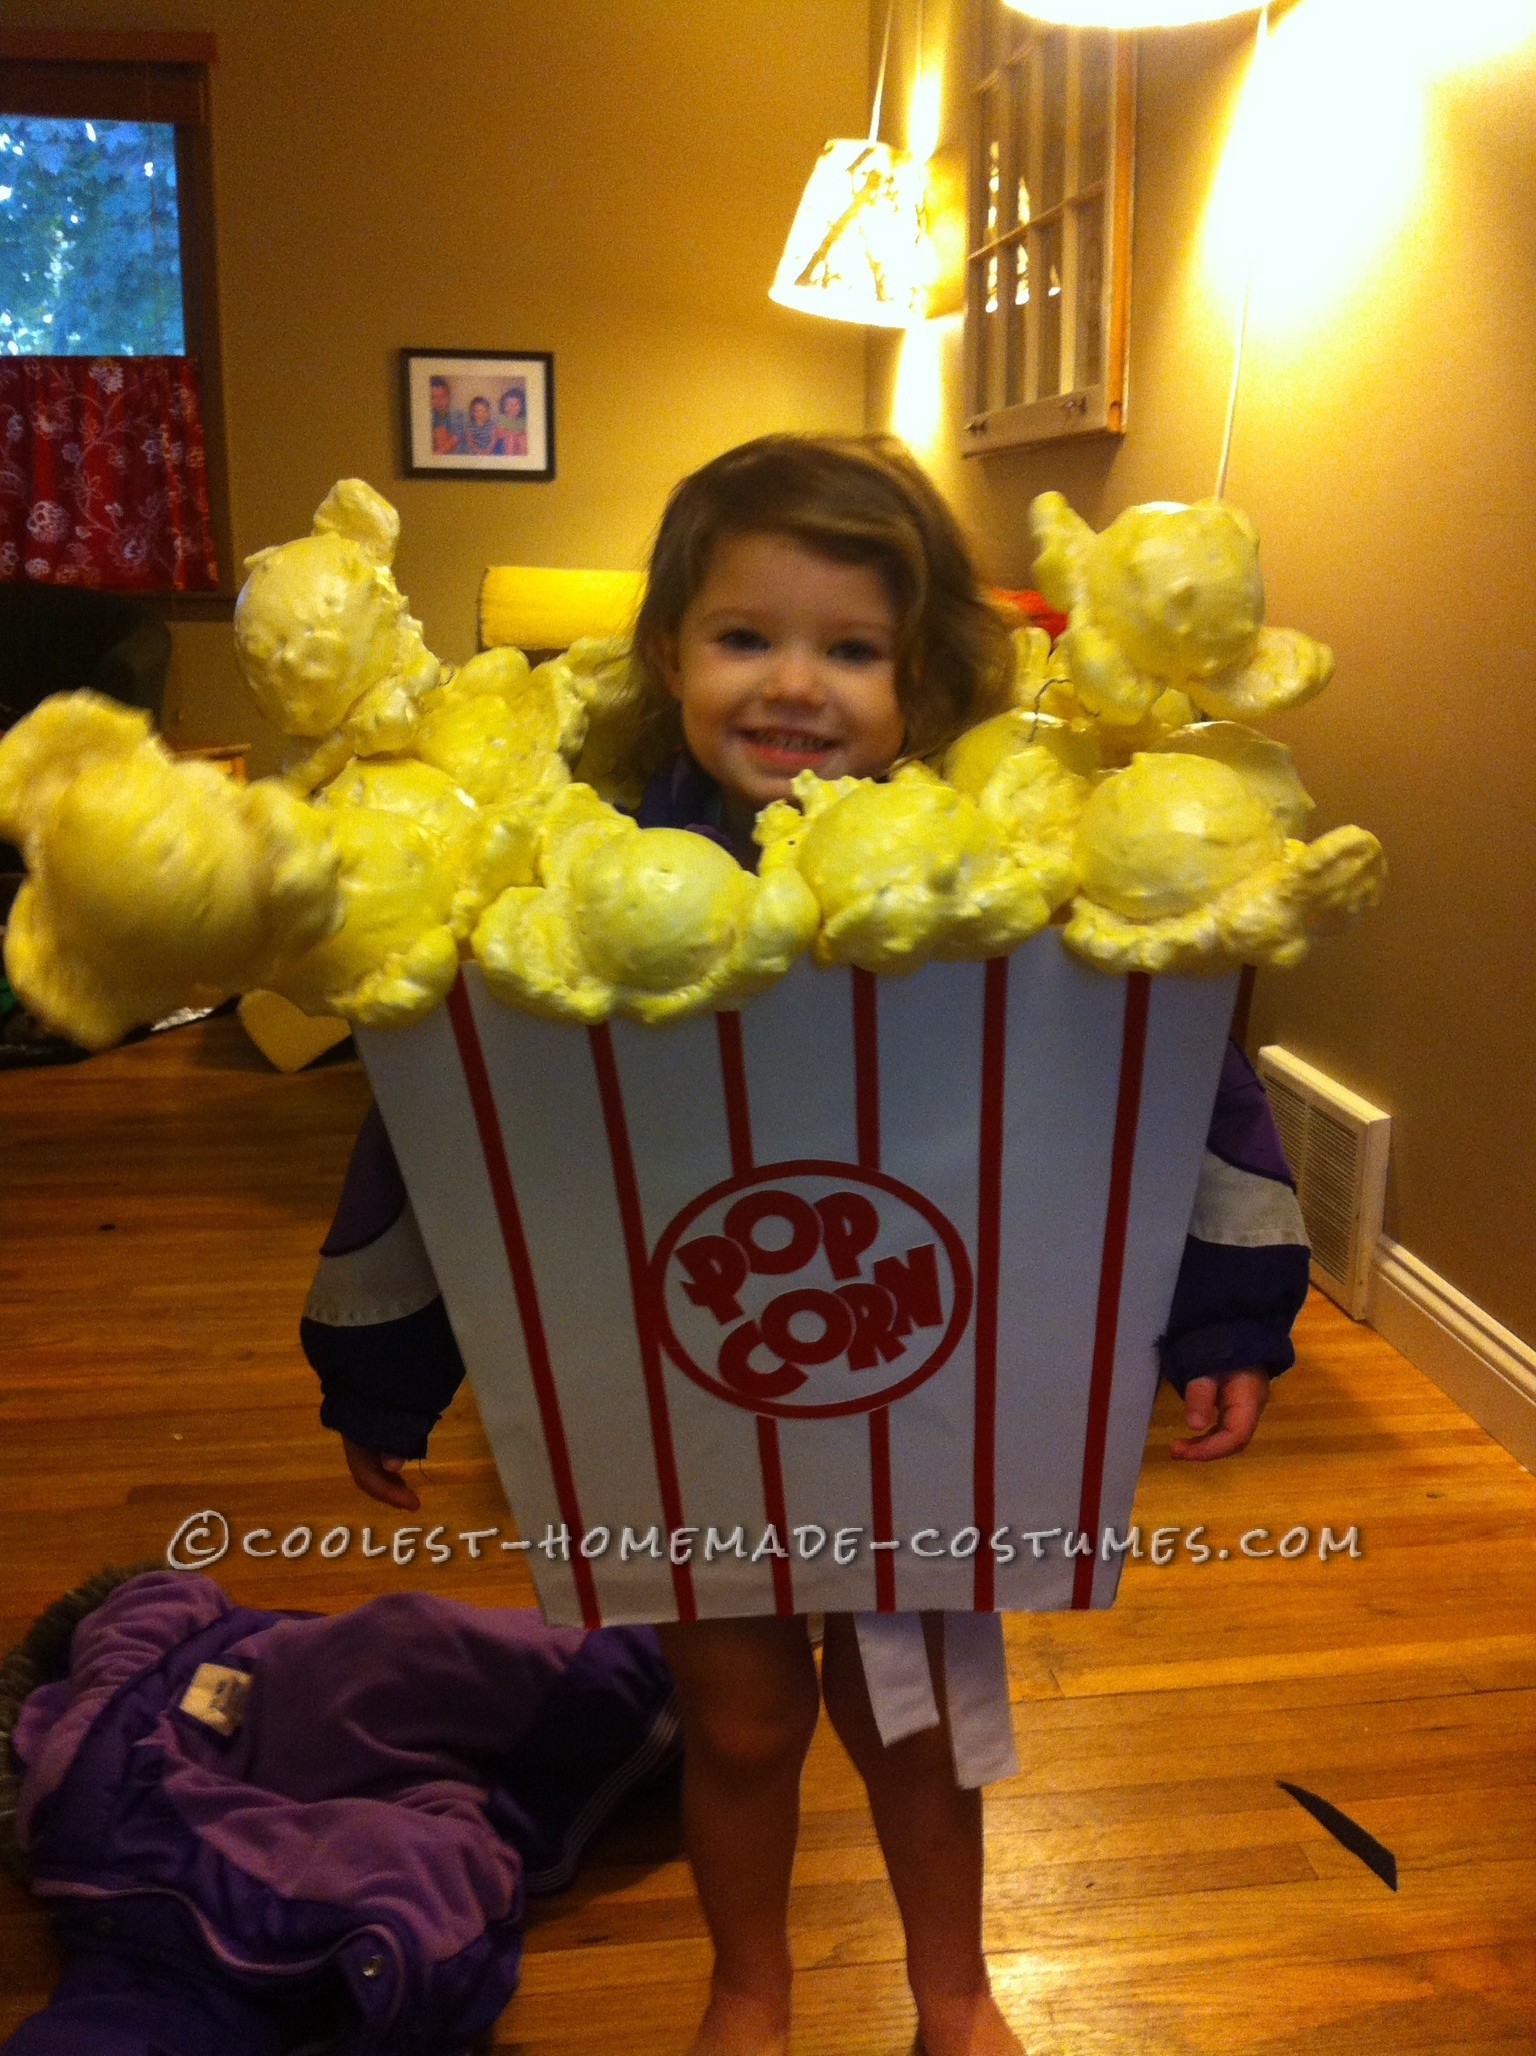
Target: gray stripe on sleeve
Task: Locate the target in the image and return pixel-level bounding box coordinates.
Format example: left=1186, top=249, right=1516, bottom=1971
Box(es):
left=1188, top=1150, right=1309, bottom=1250
left=303, top=1200, right=442, bottom=1327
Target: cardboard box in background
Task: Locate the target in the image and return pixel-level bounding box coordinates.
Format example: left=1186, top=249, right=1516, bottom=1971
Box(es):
left=359, top=934, right=1235, bottom=1629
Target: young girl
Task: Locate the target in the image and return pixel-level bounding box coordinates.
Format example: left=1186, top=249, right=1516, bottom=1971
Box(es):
left=306, top=436, right=1306, bottom=2056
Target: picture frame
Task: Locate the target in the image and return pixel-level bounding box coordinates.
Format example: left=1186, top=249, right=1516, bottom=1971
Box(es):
left=400, top=349, right=555, bottom=480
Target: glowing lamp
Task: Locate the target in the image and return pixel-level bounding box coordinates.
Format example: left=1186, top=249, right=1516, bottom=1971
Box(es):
left=1003, top=1, right=1258, bottom=23
left=770, top=137, right=932, bottom=327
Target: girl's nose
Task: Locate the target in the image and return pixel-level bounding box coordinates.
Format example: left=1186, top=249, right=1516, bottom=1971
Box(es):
left=764, top=643, right=826, bottom=702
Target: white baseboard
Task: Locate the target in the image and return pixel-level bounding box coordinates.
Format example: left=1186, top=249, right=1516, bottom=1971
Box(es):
left=1369, top=1237, right=1536, bottom=1476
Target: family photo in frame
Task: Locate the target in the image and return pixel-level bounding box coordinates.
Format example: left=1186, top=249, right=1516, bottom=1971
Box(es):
left=401, top=348, right=554, bottom=479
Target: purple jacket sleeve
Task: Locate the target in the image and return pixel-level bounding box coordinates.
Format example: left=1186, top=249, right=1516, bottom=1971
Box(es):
left=300, top=1102, right=465, bottom=1459
left=1158, top=1042, right=1311, bottom=1396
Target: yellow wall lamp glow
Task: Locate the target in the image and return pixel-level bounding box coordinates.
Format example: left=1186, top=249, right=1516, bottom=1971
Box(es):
left=769, top=137, right=933, bottom=328
left=1003, top=1, right=1260, bottom=24
left=770, top=0, right=937, bottom=328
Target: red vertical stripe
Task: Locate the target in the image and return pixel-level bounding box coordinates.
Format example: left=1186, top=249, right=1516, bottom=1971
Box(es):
left=1072, top=972, right=1151, bottom=1610
left=588, top=1024, right=697, bottom=1623
left=756, top=1415, right=796, bottom=1615
left=851, top=968, right=881, bottom=1171
left=868, top=1407, right=896, bottom=1612
left=972, top=957, right=1011, bottom=1611
left=715, top=1012, right=754, bottom=1175
left=446, top=977, right=600, bottom=1629
left=852, top=970, right=896, bottom=1607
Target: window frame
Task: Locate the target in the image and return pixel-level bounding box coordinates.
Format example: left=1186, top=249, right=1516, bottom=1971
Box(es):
left=0, top=30, right=233, bottom=601
left=961, top=2, right=1135, bottom=455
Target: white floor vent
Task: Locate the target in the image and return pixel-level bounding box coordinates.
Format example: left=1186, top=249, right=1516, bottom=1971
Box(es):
left=1256, top=1046, right=1391, bottom=1320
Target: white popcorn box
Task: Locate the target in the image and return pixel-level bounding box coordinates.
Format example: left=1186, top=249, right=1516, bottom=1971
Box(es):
left=356, top=932, right=1235, bottom=1629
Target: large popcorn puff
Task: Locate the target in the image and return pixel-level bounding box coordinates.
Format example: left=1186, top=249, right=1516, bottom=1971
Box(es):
left=235, top=479, right=441, bottom=792
left=1031, top=492, right=1333, bottom=729
left=410, top=646, right=582, bottom=806
left=1064, top=726, right=1385, bottom=974
left=263, top=751, right=550, bottom=1026
left=316, top=753, right=546, bottom=948
left=0, top=692, right=340, bottom=1048
left=940, top=710, right=1097, bottom=861
left=473, top=784, right=818, bottom=1025
left=263, top=800, right=463, bottom=1027
left=758, top=764, right=1075, bottom=974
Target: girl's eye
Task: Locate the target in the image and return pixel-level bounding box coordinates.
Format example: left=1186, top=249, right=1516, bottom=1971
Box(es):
left=717, top=627, right=770, bottom=653
left=829, top=638, right=886, bottom=665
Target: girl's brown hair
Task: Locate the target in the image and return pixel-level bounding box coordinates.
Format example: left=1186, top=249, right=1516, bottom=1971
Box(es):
left=610, top=434, right=1014, bottom=790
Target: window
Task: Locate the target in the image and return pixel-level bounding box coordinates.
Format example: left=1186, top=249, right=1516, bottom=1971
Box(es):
left=0, top=33, right=229, bottom=594
left=963, top=3, right=1135, bottom=453
left=1, top=115, right=187, bottom=356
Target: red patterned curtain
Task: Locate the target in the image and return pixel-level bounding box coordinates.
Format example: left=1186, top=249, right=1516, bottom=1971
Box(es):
left=0, top=357, right=220, bottom=593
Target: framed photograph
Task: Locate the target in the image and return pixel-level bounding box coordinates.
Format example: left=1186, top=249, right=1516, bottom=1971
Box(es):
left=400, top=349, right=555, bottom=480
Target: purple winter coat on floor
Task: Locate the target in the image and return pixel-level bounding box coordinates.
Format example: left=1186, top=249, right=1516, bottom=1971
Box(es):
left=4, top=1571, right=679, bottom=2056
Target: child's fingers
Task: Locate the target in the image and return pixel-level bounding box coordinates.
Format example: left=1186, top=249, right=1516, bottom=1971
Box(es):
left=1178, top=1375, right=1219, bottom=1434
left=343, top=1439, right=422, bottom=1511
left=1169, top=1371, right=1267, bottom=1462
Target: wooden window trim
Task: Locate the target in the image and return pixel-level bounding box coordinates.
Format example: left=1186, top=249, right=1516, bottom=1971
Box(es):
left=0, top=31, right=218, bottom=71
left=962, top=5, right=1135, bottom=455
left=0, top=34, right=235, bottom=605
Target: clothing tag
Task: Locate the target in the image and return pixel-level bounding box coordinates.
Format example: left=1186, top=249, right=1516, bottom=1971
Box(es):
left=179, top=1662, right=252, bottom=1735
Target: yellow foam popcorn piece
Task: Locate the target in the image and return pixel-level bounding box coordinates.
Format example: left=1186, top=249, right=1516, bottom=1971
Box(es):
left=759, top=764, right=1074, bottom=975
left=1064, top=746, right=1384, bottom=974
left=942, top=707, right=1101, bottom=798
left=237, top=989, right=351, bottom=1072
left=263, top=803, right=461, bottom=1026
left=1160, top=720, right=1314, bottom=837
left=1075, top=753, right=1285, bottom=923
left=1066, top=826, right=1386, bottom=975
left=235, top=480, right=441, bottom=793
left=317, top=757, right=480, bottom=866
left=473, top=785, right=817, bottom=1026
left=0, top=691, right=154, bottom=845
left=410, top=645, right=583, bottom=805
left=1031, top=492, right=1334, bottom=729
left=0, top=693, right=340, bottom=1048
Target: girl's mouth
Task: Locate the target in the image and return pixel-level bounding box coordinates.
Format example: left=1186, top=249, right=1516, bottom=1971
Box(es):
left=739, top=729, right=838, bottom=772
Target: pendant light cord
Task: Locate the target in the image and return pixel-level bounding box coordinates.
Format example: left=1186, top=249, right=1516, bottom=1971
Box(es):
left=1214, top=0, right=1272, bottom=501
left=869, top=0, right=897, bottom=143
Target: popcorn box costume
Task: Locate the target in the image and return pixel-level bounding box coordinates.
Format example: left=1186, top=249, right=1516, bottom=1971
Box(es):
left=354, top=943, right=1236, bottom=1631
left=0, top=479, right=1382, bottom=1782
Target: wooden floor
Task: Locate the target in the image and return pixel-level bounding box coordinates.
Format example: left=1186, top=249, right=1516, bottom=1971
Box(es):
left=2, top=1016, right=1534, bottom=2054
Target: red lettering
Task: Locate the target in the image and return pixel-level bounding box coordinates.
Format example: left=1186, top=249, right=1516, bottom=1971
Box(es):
left=836, top=1282, right=906, bottom=1370
left=872, top=1244, right=944, bottom=1331
left=760, top=1288, right=856, bottom=1367
left=724, top=1190, right=820, bottom=1276
left=815, top=1191, right=880, bottom=1281
left=717, top=1320, right=807, bottom=1399
left=675, top=1235, right=750, bottom=1325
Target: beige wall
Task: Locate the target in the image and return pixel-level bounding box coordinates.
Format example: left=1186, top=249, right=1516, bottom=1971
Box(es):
left=868, top=9, right=1536, bottom=1344
left=13, top=0, right=870, bottom=765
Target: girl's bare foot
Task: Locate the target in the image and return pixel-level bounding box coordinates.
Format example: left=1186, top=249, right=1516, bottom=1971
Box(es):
left=915, top=1985, right=1025, bottom=2056
left=686, top=1979, right=792, bottom=2056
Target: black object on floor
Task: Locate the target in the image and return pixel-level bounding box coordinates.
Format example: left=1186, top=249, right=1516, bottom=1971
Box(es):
left=0, top=974, right=90, bottom=1069
left=1278, top=1779, right=1399, bottom=1890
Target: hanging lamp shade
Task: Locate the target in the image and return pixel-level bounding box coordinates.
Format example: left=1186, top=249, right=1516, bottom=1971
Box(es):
left=1003, top=0, right=1258, bottom=24
left=769, top=138, right=932, bottom=328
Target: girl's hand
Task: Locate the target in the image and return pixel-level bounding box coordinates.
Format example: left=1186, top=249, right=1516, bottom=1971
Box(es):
left=1169, top=1369, right=1270, bottom=1462
left=343, top=1438, right=422, bottom=1511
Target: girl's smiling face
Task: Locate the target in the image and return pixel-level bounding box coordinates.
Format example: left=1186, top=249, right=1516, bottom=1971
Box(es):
left=662, top=530, right=905, bottom=811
